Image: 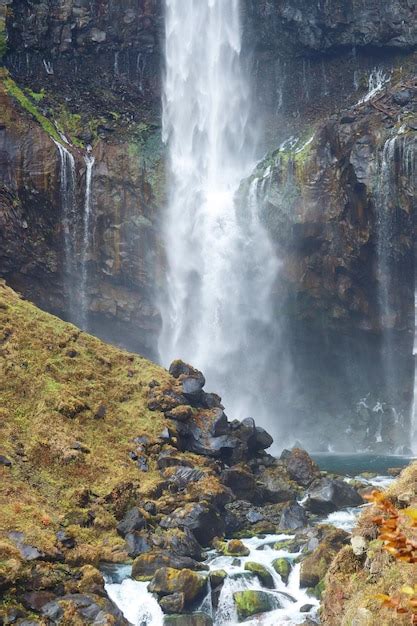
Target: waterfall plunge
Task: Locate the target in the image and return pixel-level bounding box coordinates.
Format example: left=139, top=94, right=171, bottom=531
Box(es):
left=160, top=0, right=280, bottom=428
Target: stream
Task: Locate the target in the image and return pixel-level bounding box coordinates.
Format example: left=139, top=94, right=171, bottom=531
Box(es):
left=103, top=455, right=413, bottom=626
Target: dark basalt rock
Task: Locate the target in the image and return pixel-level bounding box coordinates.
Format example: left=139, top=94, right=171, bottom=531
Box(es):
left=157, top=450, right=193, bottom=469
left=56, top=530, right=75, bottom=550
left=220, top=466, right=258, bottom=503
left=393, top=89, right=412, bottom=106
left=256, top=467, right=296, bottom=504
left=125, top=531, right=152, bottom=558
left=182, top=376, right=205, bottom=400
left=8, top=532, right=44, bottom=561
left=159, top=502, right=225, bottom=545
left=304, top=479, right=363, bottom=515
left=132, top=552, right=207, bottom=579
left=159, top=592, right=185, bottom=614
left=116, top=507, right=146, bottom=537
left=284, top=448, right=320, bottom=487
left=41, top=593, right=129, bottom=625
left=163, top=613, right=213, bottom=625
left=280, top=502, right=309, bottom=530
left=166, top=467, right=206, bottom=490
left=0, top=455, right=12, bottom=467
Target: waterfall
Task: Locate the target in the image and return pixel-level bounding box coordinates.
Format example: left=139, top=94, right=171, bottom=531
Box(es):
left=375, top=133, right=416, bottom=449
left=160, top=0, right=279, bottom=428
left=80, top=153, right=95, bottom=330
left=54, top=140, right=78, bottom=323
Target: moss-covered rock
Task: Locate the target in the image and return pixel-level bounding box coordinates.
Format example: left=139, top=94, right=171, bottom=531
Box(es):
left=148, top=567, right=207, bottom=605
left=272, top=557, right=292, bottom=584
left=244, top=562, right=274, bottom=589
left=300, top=526, right=349, bottom=588
left=214, top=538, right=250, bottom=557
left=233, top=590, right=282, bottom=621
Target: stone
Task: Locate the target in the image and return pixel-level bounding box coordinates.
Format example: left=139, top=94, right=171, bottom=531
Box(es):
left=246, top=510, right=264, bottom=524
left=304, top=479, right=363, bottom=514
left=393, top=89, right=412, bottom=106
left=148, top=567, right=207, bottom=605
left=257, top=466, right=295, bottom=503
left=8, top=532, right=44, bottom=561
left=90, top=28, right=106, bottom=43
left=351, top=535, right=367, bottom=556
left=116, top=507, right=146, bottom=537
left=182, top=376, right=205, bottom=400
left=233, top=590, right=282, bottom=621
left=163, top=615, right=213, bottom=626
left=210, top=569, right=227, bottom=588
left=159, top=592, right=185, bottom=614
left=244, top=562, right=275, bottom=589
left=0, top=455, right=12, bottom=467
left=280, top=502, right=308, bottom=530
left=132, top=552, right=206, bottom=579
left=272, top=558, right=292, bottom=584
left=94, top=403, right=107, bottom=419
left=285, top=448, right=320, bottom=486
left=159, top=528, right=203, bottom=561
left=169, top=361, right=204, bottom=381
left=23, top=591, right=55, bottom=612
left=223, top=539, right=250, bottom=557
left=300, top=604, right=315, bottom=613
left=166, top=466, right=205, bottom=490
left=56, top=530, right=76, bottom=549
left=157, top=450, right=193, bottom=469
left=249, top=426, right=274, bottom=451
left=220, top=466, right=258, bottom=502
left=125, top=531, right=152, bottom=558
left=160, top=502, right=225, bottom=545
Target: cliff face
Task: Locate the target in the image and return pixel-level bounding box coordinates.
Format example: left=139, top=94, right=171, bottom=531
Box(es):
left=1, top=0, right=417, bottom=448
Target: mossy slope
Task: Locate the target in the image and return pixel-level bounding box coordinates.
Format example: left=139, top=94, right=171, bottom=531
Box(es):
left=0, top=281, right=169, bottom=561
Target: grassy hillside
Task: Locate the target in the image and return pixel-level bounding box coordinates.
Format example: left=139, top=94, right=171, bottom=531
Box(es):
left=0, top=280, right=169, bottom=564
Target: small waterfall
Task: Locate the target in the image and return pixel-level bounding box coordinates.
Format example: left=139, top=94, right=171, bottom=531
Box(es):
left=160, top=0, right=280, bottom=429
left=80, top=153, right=95, bottom=330
left=54, top=139, right=78, bottom=323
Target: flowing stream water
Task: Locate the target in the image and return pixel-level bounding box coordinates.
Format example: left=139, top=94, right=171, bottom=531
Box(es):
left=159, top=0, right=280, bottom=428
left=104, top=460, right=397, bottom=625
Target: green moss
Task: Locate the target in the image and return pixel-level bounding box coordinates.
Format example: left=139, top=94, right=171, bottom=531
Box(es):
left=233, top=590, right=280, bottom=621
left=272, top=557, right=292, bottom=584
left=244, top=562, right=274, bottom=589
left=25, top=88, right=45, bottom=103
left=2, top=75, right=61, bottom=142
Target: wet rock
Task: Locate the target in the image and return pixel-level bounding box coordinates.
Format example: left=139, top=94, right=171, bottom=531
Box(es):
left=41, top=594, right=128, bottom=625
left=158, top=528, right=203, bottom=561
left=116, top=507, right=146, bottom=537
left=182, top=376, right=205, bottom=401
left=300, top=604, right=315, bottom=612
left=233, top=590, right=282, bottom=621
left=249, top=426, right=274, bottom=451
left=218, top=539, right=250, bottom=557
left=284, top=448, right=320, bottom=486
left=210, top=569, right=227, bottom=588
left=244, top=562, right=274, bottom=589
left=280, top=502, right=308, bottom=530
left=163, top=615, right=213, bottom=626
left=220, top=466, right=258, bottom=502
left=132, top=552, right=206, bottom=579
left=159, top=592, right=185, bottom=614
left=160, top=502, right=225, bottom=545
left=148, top=567, right=207, bottom=605
left=393, top=89, right=412, bottom=106
left=201, top=392, right=223, bottom=409
left=304, top=478, right=363, bottom=514
left=257, top=466, right=296, bottom=503
left=272, top=558, right=292, bottom=584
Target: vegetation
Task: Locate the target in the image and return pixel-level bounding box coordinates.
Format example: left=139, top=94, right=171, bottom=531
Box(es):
left=0, top=281, right=170, bottom=566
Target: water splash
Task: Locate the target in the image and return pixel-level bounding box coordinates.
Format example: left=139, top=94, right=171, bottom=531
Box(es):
left=105, top=579, right=163, bottom=625
left=358, top=67, right=390, bottom=104
left=159, top=0, right=279, bottom=427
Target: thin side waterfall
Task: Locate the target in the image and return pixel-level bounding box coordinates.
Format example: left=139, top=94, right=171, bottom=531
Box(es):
left=160, top=0, right=280, bottom=428
left=376, top=133, right=416, bottom=448
left=54, top=139, right=78, bottom=323
left=80, top=153, right=95, bottom=330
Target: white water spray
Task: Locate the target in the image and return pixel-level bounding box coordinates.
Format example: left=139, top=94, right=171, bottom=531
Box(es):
left=160, top=0, right=279, bottom=425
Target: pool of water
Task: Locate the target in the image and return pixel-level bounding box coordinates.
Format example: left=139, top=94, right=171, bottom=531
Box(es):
left=312, top=453, right=415, bottom=476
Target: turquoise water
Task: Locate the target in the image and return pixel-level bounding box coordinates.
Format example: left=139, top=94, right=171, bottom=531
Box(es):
left=312, top=453, right=415, bottom=476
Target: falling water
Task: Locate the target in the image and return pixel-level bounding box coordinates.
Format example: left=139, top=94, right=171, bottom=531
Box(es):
left=54, top=140, right=78, bottom=323
left=160, top=0, right=279, bottom=426
left=80, top=153, right=95, bottom=330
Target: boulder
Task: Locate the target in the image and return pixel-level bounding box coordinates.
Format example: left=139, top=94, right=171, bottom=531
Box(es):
left=304, top=479, right=363, bottom=514
left=285, top=448, right=320, bottom=487
left=233, top=590, right=282, bottom=621
left=165, top=405, right=194, bottom=422
left=244, top=562, right=274, bottom=589
left=257, top=467, right=296, bottom=503
left=0, top=455, right=12, bottom=467
left=148, top=388, right=187, bottom=412
left=116, top=507, right=146, bottom=537
left=160, top=503, right=224, bottom=545
left=221, top=539, right=250, bottom=557
left=159, top=592, right=185, bottom=614
left=169, top=361, right=204, bottom=383
left=182, top=376, right=205, bottom=401
left=249, top=426, right=273, bottom=451
left=280, top=502, right=308, bottom=530
left=159, top=528, right=203, bottom=561
left=393, top=89, right=412, bottom=106
left=220, top=466, right=258, bottom=502
left=132, top=552, right=206, bottom=579
left=148, top=567, right=207, bottom=605
left=163, top=615, right=213, bottom=626
left=166, top=467, right=205, bottom=490
left=125, top=531, right=152, bottom=558
left=272, top=558, right=292, bottom=584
